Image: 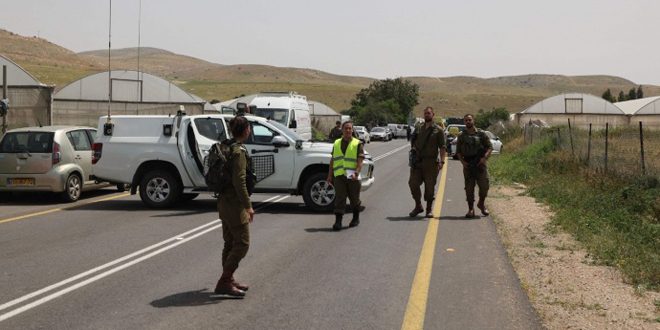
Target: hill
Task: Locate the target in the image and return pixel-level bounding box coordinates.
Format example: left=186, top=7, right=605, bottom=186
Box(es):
left=2, top=29, right=659, bottom=116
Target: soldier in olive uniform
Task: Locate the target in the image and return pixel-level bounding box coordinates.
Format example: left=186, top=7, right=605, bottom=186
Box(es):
left=328, top=120, right=342, bottom=141
left=214, top=116, right=254, bottom=298
left=456, top=114, right=493, bottom=218
left=327, top=121, right=365, bottom=231
left=409, top=107, right=447, bottom=218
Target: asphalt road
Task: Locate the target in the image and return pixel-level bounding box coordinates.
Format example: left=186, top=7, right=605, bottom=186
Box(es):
left=0, top=139, right=541, bottom=329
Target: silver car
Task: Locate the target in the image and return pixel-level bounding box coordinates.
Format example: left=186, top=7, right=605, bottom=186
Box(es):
left=0, top=126, right=113, bottom=202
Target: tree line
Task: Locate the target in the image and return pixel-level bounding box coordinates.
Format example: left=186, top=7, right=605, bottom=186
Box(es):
left=602, top=85, right=643, bottom=103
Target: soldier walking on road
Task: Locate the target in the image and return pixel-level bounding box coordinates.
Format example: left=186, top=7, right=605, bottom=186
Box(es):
left=214, top=116, right=255, bottom=298
left=328, top=120, right=342, bottom=141
left=409, top=107, right=447, bottom=218
left=327, top=121, right=365, bottom=231
left=456, top=114, right=493, bottom=218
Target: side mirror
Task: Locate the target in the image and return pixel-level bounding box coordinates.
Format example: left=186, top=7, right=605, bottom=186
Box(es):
left=289, top=120, right=297, bottom=129
left=272, top=135, right=290, bottom=147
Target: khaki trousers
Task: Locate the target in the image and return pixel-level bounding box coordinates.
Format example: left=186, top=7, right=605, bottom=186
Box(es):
left=333, top=175, right=361, bottom=215
left=218, top=197, right=250, bottom=272
left=409, top=159, right=440, bottom=202
left=463, top=166, right=489, bottom=203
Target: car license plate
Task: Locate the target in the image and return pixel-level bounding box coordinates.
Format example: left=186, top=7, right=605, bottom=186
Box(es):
left=8, top=178, right=35, bottom=186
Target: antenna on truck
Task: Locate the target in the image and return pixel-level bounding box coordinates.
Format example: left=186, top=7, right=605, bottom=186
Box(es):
left=104, top=0, right=114, bottom=136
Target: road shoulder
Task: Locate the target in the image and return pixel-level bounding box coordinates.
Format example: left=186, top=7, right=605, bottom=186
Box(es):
left=489, top=184, right=660, bottom=329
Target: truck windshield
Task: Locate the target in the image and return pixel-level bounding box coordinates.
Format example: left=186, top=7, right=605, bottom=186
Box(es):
left=267, top=120, right=303, bottom=141
left=253, top=108, right=289, bottom=126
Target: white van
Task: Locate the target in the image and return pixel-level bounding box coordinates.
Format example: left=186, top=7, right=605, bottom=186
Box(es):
left=248, top=92, right=312, bottom=140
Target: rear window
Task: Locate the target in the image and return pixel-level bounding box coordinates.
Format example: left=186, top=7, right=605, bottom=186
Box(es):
left=194, top=118, right=227, bottom=141
left=0, top=132, right=54, bottom=153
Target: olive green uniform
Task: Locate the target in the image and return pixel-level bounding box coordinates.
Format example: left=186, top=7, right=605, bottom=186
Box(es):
left=218, top=143, right=251, bottom=272
left=331, top=138, right=365, bottom=215
left=329, top=127, right=342, bottom=141
left=409, top=122, right=446, bottom=203
left=456, top=129, right=493, bottom=203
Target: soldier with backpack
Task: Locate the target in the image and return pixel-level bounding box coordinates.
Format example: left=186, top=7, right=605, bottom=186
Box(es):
left=211, top=116, right=255, bottom=298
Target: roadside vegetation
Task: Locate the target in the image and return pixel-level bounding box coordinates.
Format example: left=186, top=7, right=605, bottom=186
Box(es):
left=489, top=133, right=660, bottom=291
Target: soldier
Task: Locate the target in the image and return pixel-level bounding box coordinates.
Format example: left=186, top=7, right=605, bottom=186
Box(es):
left=213, top=116, right=255, bottom=298
left=456, top=114, right=493, bottom=218
left=409, top=107, right=447, bottom=218
left=328, top=120, right=342, bottom=141
left=326, top=121, right=365, bottom=230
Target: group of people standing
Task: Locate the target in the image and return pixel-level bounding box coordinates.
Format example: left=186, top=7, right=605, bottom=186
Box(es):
left=212, top=109, right=493, bottom=298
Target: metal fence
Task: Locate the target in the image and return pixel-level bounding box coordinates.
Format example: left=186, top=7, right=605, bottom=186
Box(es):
left=523, top=120, right=659, bottom=178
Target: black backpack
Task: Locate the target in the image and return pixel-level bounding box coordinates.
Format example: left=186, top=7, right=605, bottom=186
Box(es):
left=203, top=141, right=233, bottom=194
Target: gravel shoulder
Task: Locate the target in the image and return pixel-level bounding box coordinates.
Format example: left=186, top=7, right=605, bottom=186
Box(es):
left=489, top=184, right=659, bottom=329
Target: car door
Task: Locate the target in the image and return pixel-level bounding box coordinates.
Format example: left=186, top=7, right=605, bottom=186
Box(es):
left=179, top=117, right=229, bottom=187
left=66, top=129, right=94, bottom=182
left=245, top=120, right=294, bottom=188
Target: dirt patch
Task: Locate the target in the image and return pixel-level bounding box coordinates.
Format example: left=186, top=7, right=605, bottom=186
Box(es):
left=489, top=184, right=659, bottom=329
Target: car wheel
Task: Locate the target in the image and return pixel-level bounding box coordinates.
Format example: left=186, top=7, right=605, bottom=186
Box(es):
left=61, top=173, right=82, bottom=202
left=302, top=172, right=335, bottom=212
left=139, top=170, right=181, bottom=208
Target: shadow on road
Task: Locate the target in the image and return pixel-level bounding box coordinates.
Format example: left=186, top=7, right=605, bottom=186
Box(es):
left=304, top=226, right=337, bottom=233
left=150, top=289, right=222, bottom=307
left=438, top=215, right=484, bottom=221
left=386, top=216, right=427, bottom=221
left=257, top=202, right=328, bottom=215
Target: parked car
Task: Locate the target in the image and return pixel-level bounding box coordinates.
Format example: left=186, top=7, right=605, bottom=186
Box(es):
left=370, top=127, right=390, bottom=141
left=385, top=128, right=394, bottom=140
left=0, top=126, right=120, bottom=202
left=445, top=124, right=466, bottom=159
left=354, top=126, right=370, bottom=143
left=484, top=130, right=503, bottom=154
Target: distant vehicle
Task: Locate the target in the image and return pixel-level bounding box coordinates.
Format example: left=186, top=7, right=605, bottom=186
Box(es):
left=248, top=92, right=312, bottom=141
left=445, top=124, right=467, bottom=159
left=370, top=127, right=390, bottom=141
left=354, top=126, right=370, bottom=144
left=385, top=127, right=394, bottom=140
left=387, top=124, right=403, bottom=139
left=484, top=130, right=503, bottom=154
left=0, top=126, right=120, bottom=201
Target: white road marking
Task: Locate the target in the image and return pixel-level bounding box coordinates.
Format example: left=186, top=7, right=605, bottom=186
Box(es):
left=373, top=144, right=409, bottom=162
left=0, top=220, right=222, bottom=321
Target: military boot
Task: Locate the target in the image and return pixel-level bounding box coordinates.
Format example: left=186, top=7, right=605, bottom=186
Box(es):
left=425, top=201, right=434, bottom=218
left=231, top=277, right=249, bottom=292
left=333, top=213, right=343, bottom=231
left=349, top=209, right=360, bottom=227
left=214, top=270, right=245, bottom=298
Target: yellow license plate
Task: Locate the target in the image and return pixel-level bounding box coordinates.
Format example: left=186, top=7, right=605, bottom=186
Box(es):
left=8, top=178, right=35, bottom=186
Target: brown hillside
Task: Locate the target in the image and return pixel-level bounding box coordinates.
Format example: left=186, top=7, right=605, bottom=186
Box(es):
left=2, top=29, right=659, bottom=116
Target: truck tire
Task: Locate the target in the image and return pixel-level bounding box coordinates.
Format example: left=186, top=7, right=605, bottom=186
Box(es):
left=302, top=172, right=335, bottom=212
left=139, top=170, right=181, bottom=208
left=61, top=173, right=82, bottom=202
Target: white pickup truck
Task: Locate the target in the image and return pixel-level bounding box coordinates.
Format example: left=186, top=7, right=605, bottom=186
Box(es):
left=91, top=113, right=375, bottom=210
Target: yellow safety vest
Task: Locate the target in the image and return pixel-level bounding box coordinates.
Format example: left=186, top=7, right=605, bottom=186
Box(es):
left=332, top=138, right=359, bottom=177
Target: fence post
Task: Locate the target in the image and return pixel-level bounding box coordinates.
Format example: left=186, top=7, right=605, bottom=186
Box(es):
left=587, top=123, right=592, bottom=165
left=568, top=118, right=574, bottom=157
left=524, top=124, right=527, bottom=144
left=639, top=121, right=646, bottom=176
left=530, top=126, right=534, bottom=144
left=556, top=127, right=561, bottom=149
left=605, top=123, right=609, bottom=172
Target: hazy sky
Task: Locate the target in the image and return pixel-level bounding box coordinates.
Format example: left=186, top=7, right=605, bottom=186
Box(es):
left=2, top=0, right=659, bottom=85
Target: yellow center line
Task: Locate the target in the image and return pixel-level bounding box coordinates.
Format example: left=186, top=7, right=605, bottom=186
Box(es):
left=401, top=158, right=449, bottom=330
left=0, top=192, right=130, bottom=225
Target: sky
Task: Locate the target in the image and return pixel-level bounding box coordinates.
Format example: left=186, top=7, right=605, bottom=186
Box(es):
left=1, top=0, right=659, bottom=85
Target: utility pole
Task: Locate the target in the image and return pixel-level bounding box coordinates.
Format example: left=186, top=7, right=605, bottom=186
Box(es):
left=2, top=65, right=7, bottom=134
